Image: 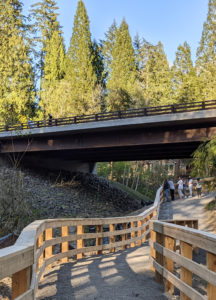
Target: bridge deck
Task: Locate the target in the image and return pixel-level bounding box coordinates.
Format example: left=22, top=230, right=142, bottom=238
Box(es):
left=37, top=245, right=169, bottom=300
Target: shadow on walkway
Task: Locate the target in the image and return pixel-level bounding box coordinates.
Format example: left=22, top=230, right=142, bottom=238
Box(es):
left=37, top=245, right=169, bottom=300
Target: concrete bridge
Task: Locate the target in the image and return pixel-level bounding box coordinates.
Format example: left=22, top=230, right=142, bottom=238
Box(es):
left=0, top=100, right=216, bottom=172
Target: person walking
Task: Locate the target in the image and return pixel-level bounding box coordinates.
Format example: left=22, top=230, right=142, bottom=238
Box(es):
left=188, top=177, right=193, bottom=197
left=163, top=179, right=170, bottom=202
left=182, top=178, right=187, bottom=198
left=177, top=177, right=184, bottom=199
left=168, top=178, right=175, bottom=201
left=196, top=178, right=202, bottom=198
left=48, top=114, right=53, bottom=126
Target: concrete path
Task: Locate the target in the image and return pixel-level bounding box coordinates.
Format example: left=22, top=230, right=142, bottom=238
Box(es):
left=159, top=192, right=216, bottom=232
left=37, top=245, right=170, bottom=300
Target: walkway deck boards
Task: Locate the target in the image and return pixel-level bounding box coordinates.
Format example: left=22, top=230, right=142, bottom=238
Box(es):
left=37, top=245, right=169, bottom=300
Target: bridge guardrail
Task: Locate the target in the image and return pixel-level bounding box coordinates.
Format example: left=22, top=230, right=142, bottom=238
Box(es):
left=0, top=99, right=216, bottom=133
left=0, top=187, right=164, bottom=300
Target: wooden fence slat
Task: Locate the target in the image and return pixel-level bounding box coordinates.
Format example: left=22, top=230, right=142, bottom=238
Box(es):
left=180, top=241, right=192, bottom=300
left=45, top=228, right=52, bottom=260
left=96, top=225, right=103, bottom=255
left=155, top=232, right=164, bottom=283
left=12, top=266, right=31, bottom=300
left=164, top=236, right=175, bottom=294
left=109, top=224, right=115, bottom=253
left=207, top=251, right=216, bottom=300
left=61, top=226, right=68, bottom=263
left=137, top=220, right=142, bottom=246
left=77, top=225, right=84, bottom=259
left=37, top=233, right=44, bottom=273
left=130, top=222, right=136, bottom=247
left=122, top=223, right=127, bottom=250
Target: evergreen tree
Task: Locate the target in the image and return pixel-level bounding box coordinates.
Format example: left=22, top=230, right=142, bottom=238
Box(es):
left=196, top=0, right=216, bottom=99
left=172, top=42, right=201, bottom=103
left=0, top=0, right=35, bottom=124
left=102, top=20, right=117, bottom=79
left=106, top=19, right=137, bottom=110
left=30, top=0, right=61, bottom=83
left=138, top=41, right=171, bottom=106
left=65, top=0, right=98, bottom=115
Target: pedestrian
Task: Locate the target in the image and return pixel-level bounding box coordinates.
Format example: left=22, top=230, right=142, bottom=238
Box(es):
left=168, top=178, right=175, bottom=201
left=196, top=178, right=202, bottom=198
left=188, top=176, right=193, bottom=197
left=27, top=118, right=34, bottom=129
left=177, top=177, right=184, bottom=199
left=182, top=178, right=187, bottom=198
left=163, top=179, right=170, bottom=202
left=48, top=113, right=53, bottom=126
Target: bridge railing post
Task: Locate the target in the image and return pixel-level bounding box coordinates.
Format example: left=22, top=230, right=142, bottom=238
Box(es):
left=130, top=221, right=136, bottom=248
left=61, top=226, right=68, bottom=263
left=12, top=266, right=32, bottom=300
left=77, top=225, right=84, bottom=259
left=180, top=241, right=192, bottom=300
left=96, top=225, right=103, bottom=255
left=164, top=236, right=175, bottom=294
left=109, top=224, right=115, bottom=252
left=207, top=251, right=216, bottom=300
left=45, top=228, right=52, bottom=263
left=122, top=222, right=127, bottom=250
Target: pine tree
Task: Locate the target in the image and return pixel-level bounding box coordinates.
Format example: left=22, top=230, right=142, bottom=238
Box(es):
left=138, top=41, right=171, bottom=106
left=102, top=20, right=117, bottom=79
left=172, top=42, right=201, bottom=103
left=196, top=0, right=216, bottom=99
left=31, top=0, right=61, bottom=83
left=0, top=0, right=35, bottom=124
left=106, top=19, right=137, bottom=110
left=65, top=0, right=98, bottom=115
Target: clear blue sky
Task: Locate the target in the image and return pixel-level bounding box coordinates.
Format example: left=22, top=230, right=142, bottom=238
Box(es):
left=23, top=0, right=209, bottom=64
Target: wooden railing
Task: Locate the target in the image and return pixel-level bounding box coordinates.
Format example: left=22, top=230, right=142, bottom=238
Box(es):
left=0, top=187, right=164, bottom=300
left=0, top=99, right=216, bottom=132
left=150, top=220, right=216, bottom=300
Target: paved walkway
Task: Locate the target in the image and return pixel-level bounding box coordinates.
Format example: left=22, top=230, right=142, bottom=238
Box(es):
left=37, top=245, right=171, bottom=300
left=159, top=192, right=216, bottom=232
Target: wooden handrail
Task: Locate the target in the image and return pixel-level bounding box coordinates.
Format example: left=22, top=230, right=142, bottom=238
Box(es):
left=1, top=99, right=216, bottom=133
left=0, top=186, right=164, bottom=300
left=150, top=220, right=216, bottom=300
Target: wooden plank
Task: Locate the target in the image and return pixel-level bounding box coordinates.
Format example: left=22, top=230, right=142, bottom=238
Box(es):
left=45, top=228, right=52, bottom=260
left=12, top=266, right=31, bottom=300
left=137, top=220, right=142, bottom=246
left=0, top=246, right=33, bottom=280
left=130, top=222, right=136, bottom=247
left=152, top=259, right=206, bottom=300
left=150, top=240, right=216, bottom=287
left=142, top=219, right=147, bottom=243
left=122, top=223, right=127, bottom=250
left=155, top=232, right=164, bottom=283
left=109, top=224, right=115, bottom=253
left=164, top=236, right=175, bottom=294
left=180, top=241, right=192, bottom=300
left=77, top=225, right=84, bottom=259
left=14, top=288, right=34, bottom=300
left=207, top=252, right=216, bottom=300
left=36, top=233, right=44, bottom=273
left=61, top=226, right=68, bottom=263
left=151, top=221, right=216, bottom=255
left=150, top=230, right=156, bottom=272
left=96, top=225, right=103, bottom=255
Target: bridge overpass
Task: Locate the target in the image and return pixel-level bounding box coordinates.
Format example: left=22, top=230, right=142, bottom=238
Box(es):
left=0, top=100, right=216, bottom=172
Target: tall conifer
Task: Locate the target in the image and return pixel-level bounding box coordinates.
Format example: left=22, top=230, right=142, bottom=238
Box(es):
left=106, top=19, right=137, bottom=110
left=0, top=0, right=35, bottom=124
left=172, top=42, right=201, bottom=103
left=196, top=0, right=216, bottom=99
left=65, top=0, right=98, bottom=115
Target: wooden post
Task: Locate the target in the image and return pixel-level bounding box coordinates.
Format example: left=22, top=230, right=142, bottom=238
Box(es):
left=155, top=232, right=164, bottom=283
left=137, top=220, right=142, bottom=246
left=142, top=218, right=147, bottom=243
left=150, top=230, right=156, bottom=272
left=164, top=236, right=175, bottom=294
left=146, top=215, right=151, bottom=239
left=77, top=225, right=84, bottom=259
left=61, top=226, right=68, bottom=263
left=180, top=241, right=192, bottom=300
left=96, top=225, right=103, bottom=255
left=122, top=223, right=127, bottom=250
left=37, top=232, right=44, bottom=272
left=193, top=220, right=199, bottom=254
left=45, top=228, right=52, bottom=260
left=12, top=267, right=31, bottom=300
left=130, top=221, right=136, bottom=247
left=109, top=224, right=115, bottom=253
left=207, top=251, right=216, bottom=300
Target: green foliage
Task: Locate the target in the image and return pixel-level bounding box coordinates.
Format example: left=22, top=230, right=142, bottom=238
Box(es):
left=192, top=137, right=216, bottom=177
left=106, top=19, right=137, bottom=110
left=196, top=0, right=216, bottom=99
left=0, top=0, right=35, bottom=124
left=65, top=0, right=98, bottom=115
left=172, top=42, right=201, bottom=103
left=136, top=40, right=172, bottom=106
left=205, top=198, right=216, bottom=210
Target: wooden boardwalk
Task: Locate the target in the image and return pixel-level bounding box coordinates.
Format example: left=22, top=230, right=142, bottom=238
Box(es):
left=37, top=245, right=170, bottom=300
